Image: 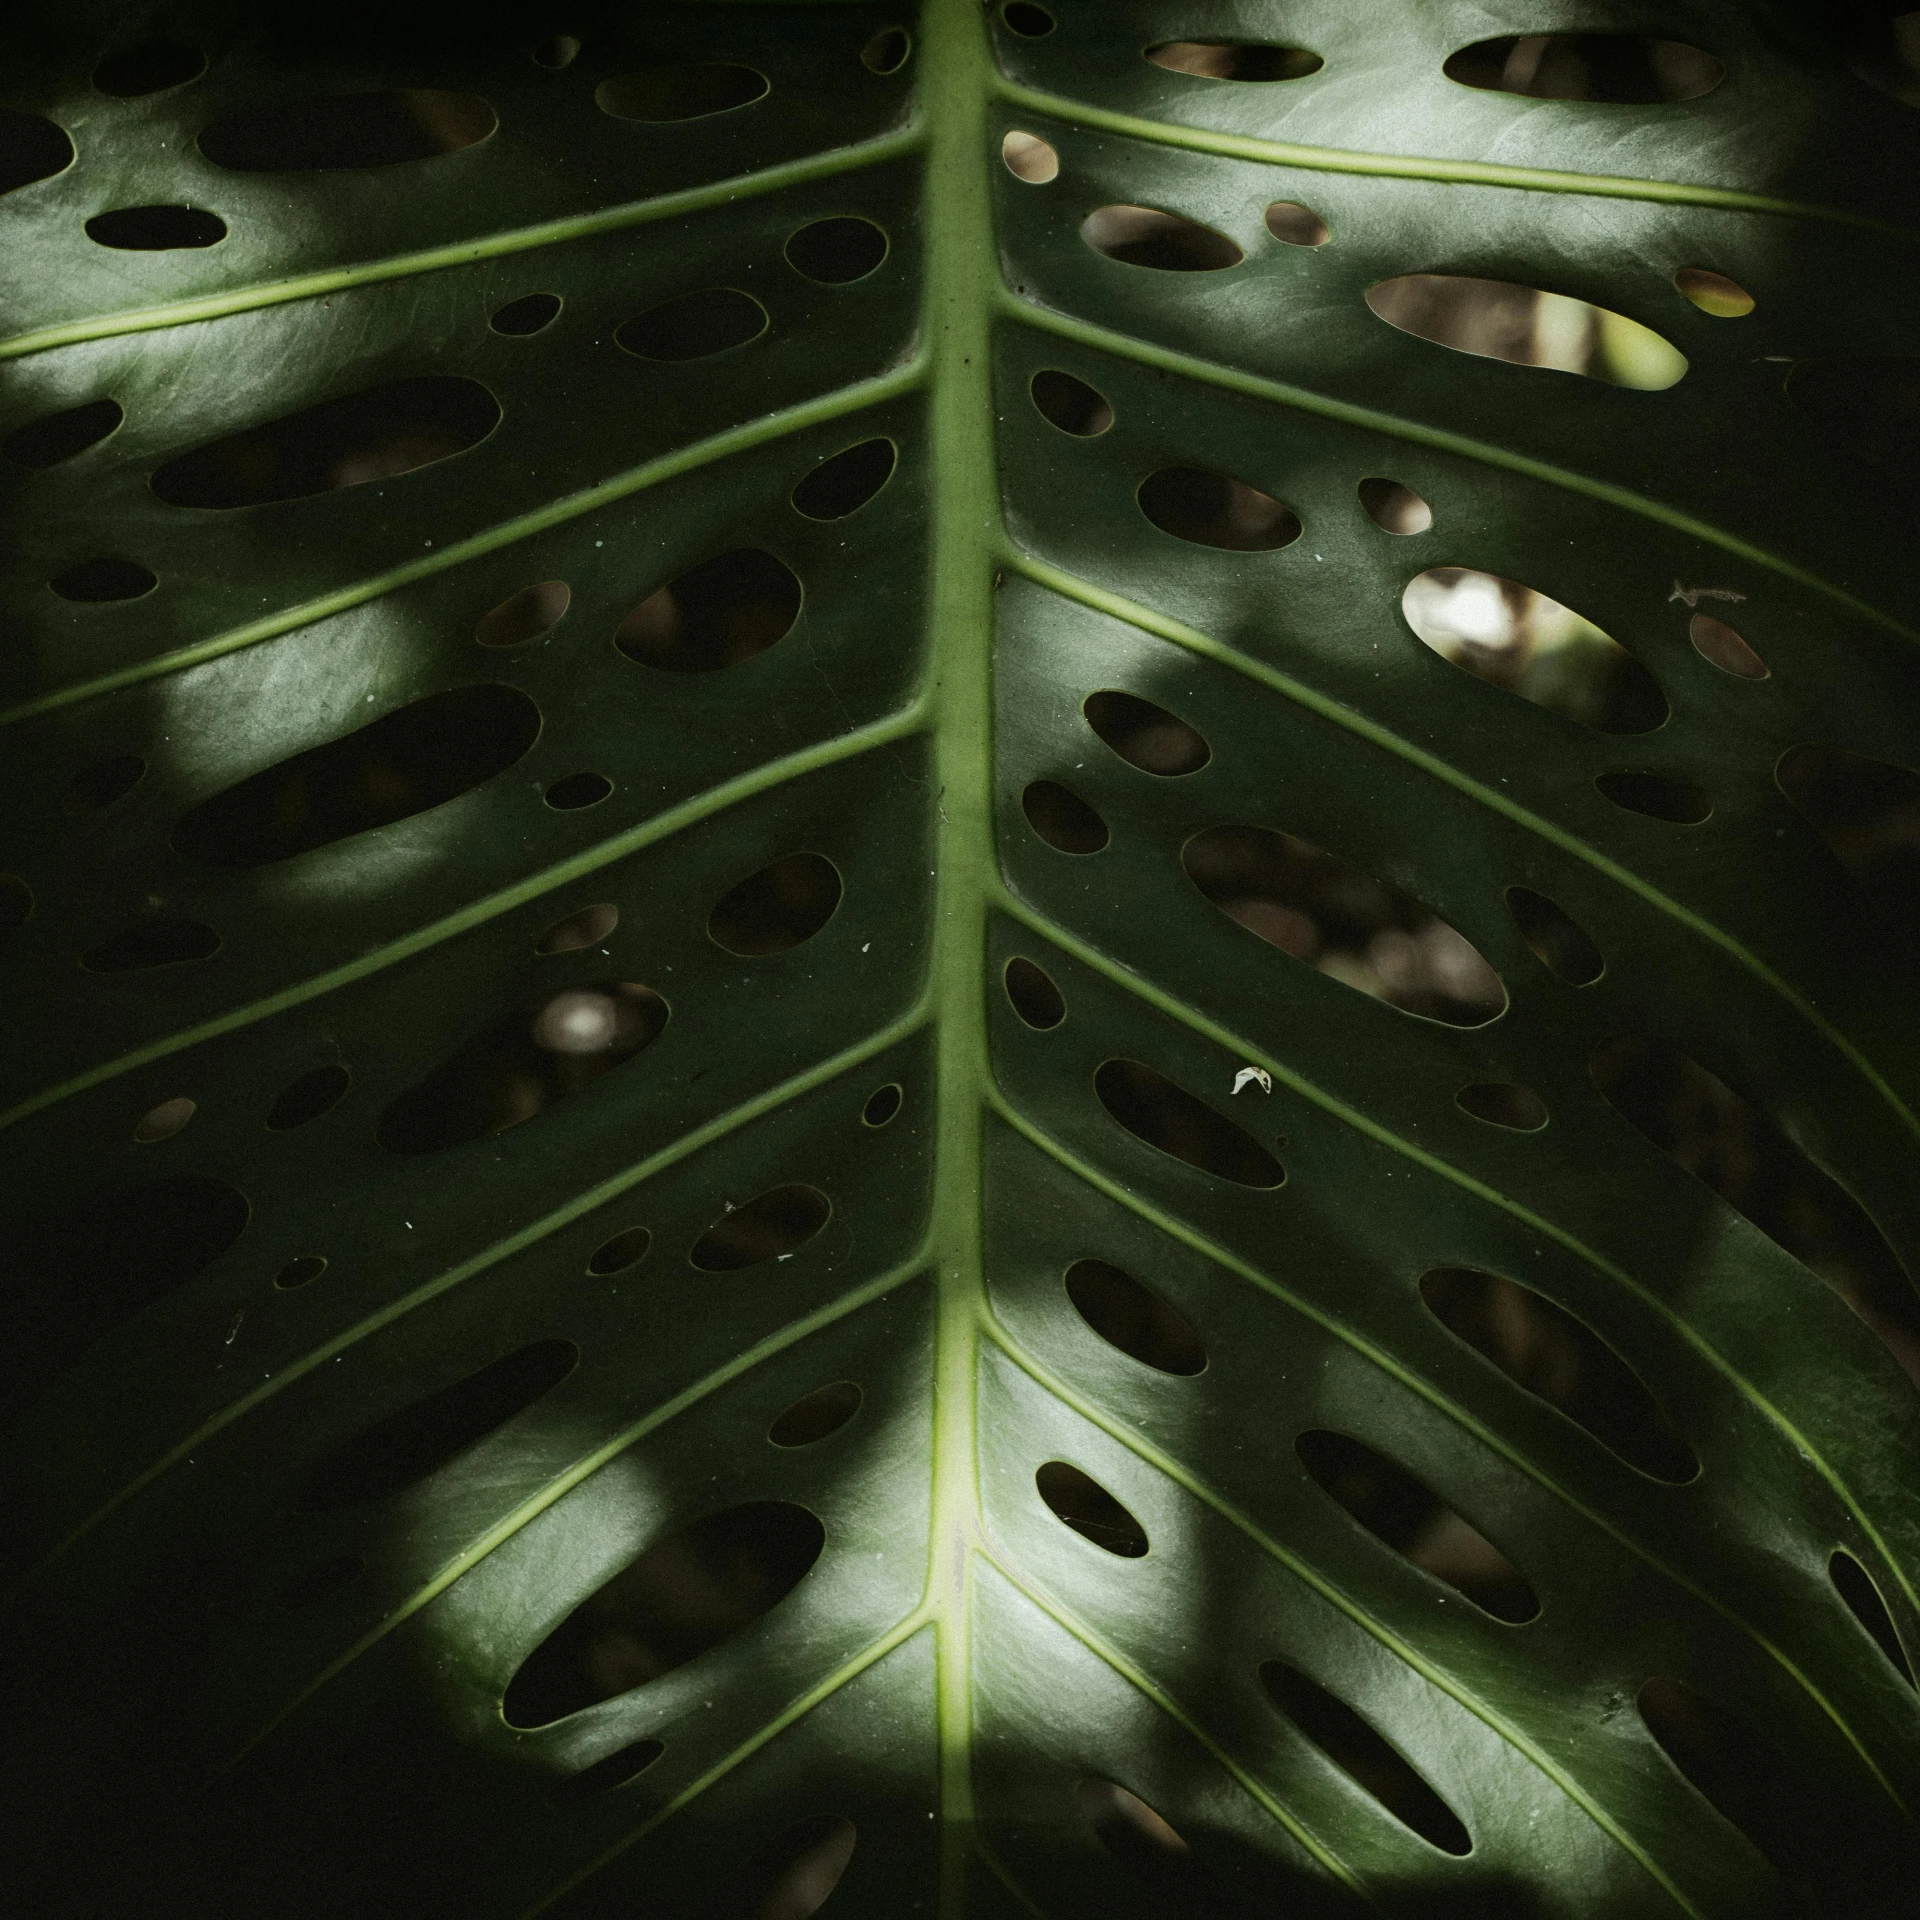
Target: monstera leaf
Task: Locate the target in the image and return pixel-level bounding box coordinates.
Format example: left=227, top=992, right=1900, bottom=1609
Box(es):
left=5, top=2, right=1920, bottom=1913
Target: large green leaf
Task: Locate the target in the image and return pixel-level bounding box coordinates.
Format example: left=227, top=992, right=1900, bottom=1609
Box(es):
left=4, top=2, right=1919, bottom=1913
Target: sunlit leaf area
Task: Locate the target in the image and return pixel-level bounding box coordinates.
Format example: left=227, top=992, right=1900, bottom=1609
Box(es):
left=3, top=3, right=1920, bottom=1915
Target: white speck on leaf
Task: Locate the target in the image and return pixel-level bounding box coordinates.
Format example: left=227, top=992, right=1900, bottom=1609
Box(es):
left=1668, top=579, right=1747, bottom=608
left=1232, top=1067, right=1273, bottom=1096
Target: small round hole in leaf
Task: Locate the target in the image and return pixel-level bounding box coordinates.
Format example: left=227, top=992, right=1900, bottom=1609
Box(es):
left=1505, top=886, right=1603, bottom=984
left=1065, top=1259, right=1206, bottom=1374
left=791, top=437, right=896, bottom=519
left=51, top=558, right=156, bottom=603
left=476, top=579, right=569, bottom=648
left=1596, top=771, right=1710, bottom=822
left=1029, top=369, right=1112, bottom=436
left=1001, top=130, right=1058, bottom=182
left=861, top=30, right=911, bottom=75
left=538, top=902, right=618, bottom=954
left=1264, top=200, right=1329, bottom=245
left=4, top=397, right=123, bottom=469
left=1002, top=3, right=1055, bottom=35
left=616, top=288, right=767, bottom=361
left=1081, top=205, right=1242, bottom=271
left=615, top=549, right=800, bottom=673
left=595, top=65, right=768, bottom=122
left=1674, top=268, right=1754, bottom=317
left=1021, top=779, right=1108, bottom=853
left=769, top=1381, right=862, bottom=1446
left=690, top=1185, right=831, bottom=1272
left=1083, top=690, right=1210, bottom=774
left=1036, top=1460, right=1148, bottom=1555
left=1456, top=1081, right=1549, bottom=1131
left=274, top=1254, right=328, bottom=1290
left=862, top=1083, right=902, bottom=1127
left=1358, top=477, right=1432, bottom=534
left=544, top=771, right=612, bottom=811
left=1095, top=1058, right=1286, bottom=1188
left=86, top=205, right=226, bottom=249
left=1689, top=612, right=1767, bottom=678
left=1004, top=955, right=1066, bottom=1029
left=65, top=753, right=145, bottom=813
left=785, top=216, right=888, bottom=284
left=267, top=1064, right=350, bottom=1131
left=1139, top=468, right=1300, bottom=550
left=587, top=1226, right=650, bottom=1276
left=708, top=852, right=842, bottom=955
left=530, top=37, right=581, bottom=70
left=490, top=292, right=561, bottom=336
left=133, top=1096, right=196, bottom=1144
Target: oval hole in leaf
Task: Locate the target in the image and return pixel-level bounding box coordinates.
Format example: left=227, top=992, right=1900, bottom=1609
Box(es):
left=769, top=1381, right=862, bottom=1447
left=1021, top=779, right=1108, bottom=853
left=1029, top=369, right=1112, bottom=436
left=1258, top=1661, right=1471, bottom=1853
left=544, top=771, right=612, bottom=811
left=274, top=1255, right=327, bottom=1290
left=1184, top=824, right=1507, bottom=1026
left=1358, top=477, right=1432, bottom=534
left=476, top=579, right=569, bottom=648
left=1139, top=467, right=1300, bottom=551
left=1829, top=1550, right=1915, bottom=1686
left=86, top=205, right=225, bottom=249
left=1, top=110, right=74, bottom=193
left=1689, top=611, right=1767, bottom=678
left=708, top=852, right=841, bottom=955
left=1636, top=1678, right=1816, bottom=1884
left=616, top=549, right=801, bottom=673
left=862, top=30, right=911, bottom=75
left=1036, top=1461, right=1148, bottom=1556
left=277, top=1554, right=363, bottom=1609
left=691, top=1185, right=831, bottom=1272
left=1591, top=1035, right=1920, bottom=1381
left=82, top=918, right=221, bottom=972
left=595, top=65, right=768, bottom=122
left=489, top=291, right=560, bottom=336
left=1296, top=1429, right=1540, bottom=1621
left=502, top=1501, right=825, bottom=1725
left=4, top=397, right=123, bottom=469
left=1084, top=690, right=1211, bottom=774
left=1001, top=130, right=1058, bottom=182
left=199, top=91, right=495, bottom=170
left=538, top=902, right=618, bottom=955
left=587, top=1226, right=650, bottom=1276
left=1004, top=955, right=1066, bottom=1029
left=1419, top=1267, right=1697, bottom=1482
left=1078, top=1781, right=1190, bottom=1870
left=1443, top=35, right=1723, bottom=102
left=784, top=216, right=888, bottom=284
left=152, top=374, right=498, bottom=506
left=1777, top=745, right=1920, bottom=913
left=0, top=874, right=30, bottom=953
left=175, top=684, right=540, bottom=867
left=1595, top=770, right=1710, bottom=822
left=1095, top=1059, right=1285, bottom=1188
left=616, top=288, right=767, bottom=362
left=557, top=1737, right=665, bottom=1801
left=267, top=1064, right=351, bottom=1131
left=862, top=1083, right=902, bottom=1127
left=1150, top=43, right=1321, bottom=81
left=1065, top=1259, right=1205, bottom=1375
left=132, top=1096, right=196, bottom=1144
left=1082, top=204, right=1242, bottom=271
left=1264, top=200, right=1330, bottom=245
left=735, top=1816, right=857, bottom=1920
left=1456, top=1082, right=1548, bottom=1131
left=65, top=753, right=145, bottom=813
left=1674, top=268, right=1754, bottom=317
left=1787, top=356, right=1920, bottom=474
left=51, top=558, right=156, bottom=603
left=792, top=437, right=896, bottom=519
left=0, top=1175, right=248, bottom=1408
left=1505, top=886, right=1603, bottom=984
left=296, top=1339, right=578, bottom=1512
left=1403, top=567, right=1665, bottom=732
left=531, top=36, right=580, bottom=70
left=1002, top=4, right=1055, bottom=36
left=1368, top=276, right=1687, bottom=389
left=379, top=982, right=667, bottom=1155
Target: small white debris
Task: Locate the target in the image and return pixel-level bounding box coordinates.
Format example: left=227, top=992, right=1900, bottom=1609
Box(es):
left=861, top=942, right=871, bottom=952
left=1668, top=579, right=1747, bottom=609
left=1232, top=1067, right=1272, bottom=1096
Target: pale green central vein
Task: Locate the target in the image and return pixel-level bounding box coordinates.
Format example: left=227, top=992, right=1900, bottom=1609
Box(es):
left=995, top=78, right=1915, bottom=236
left=226, top=1249, right=934, bottom=1770
left=1001, top=299, right=1919, bottom=647
left=974, top=1294, right=1704, bottom=1917
left=16, top=1003, right=931, bottom=1590
left=0, top=703, right=926, bottom=1136
left=0, top=361, right=924, bottom=732
left=1003, top=552, right=1920, bottom=1161
left=0, top=122, right=926, bottom=364
left=971, top=1551, right=1364, bottom=1895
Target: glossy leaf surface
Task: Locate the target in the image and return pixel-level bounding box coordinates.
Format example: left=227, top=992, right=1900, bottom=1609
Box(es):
left=3, top=4, right=1919, bottom=1916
